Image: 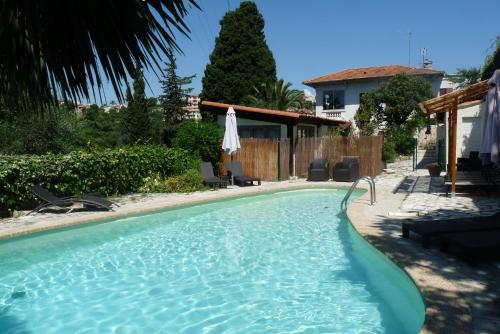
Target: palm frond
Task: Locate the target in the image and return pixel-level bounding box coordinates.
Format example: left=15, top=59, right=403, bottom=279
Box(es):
left=246, top=79, right=305, bottom=111
left=0, top=0, right=199, bottom=109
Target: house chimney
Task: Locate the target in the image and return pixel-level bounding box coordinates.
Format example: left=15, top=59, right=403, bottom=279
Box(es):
left=423, top=59, right=433, bottom=69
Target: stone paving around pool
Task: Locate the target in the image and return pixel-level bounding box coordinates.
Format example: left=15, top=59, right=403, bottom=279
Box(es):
left=378, top=159, right=500, bottom=220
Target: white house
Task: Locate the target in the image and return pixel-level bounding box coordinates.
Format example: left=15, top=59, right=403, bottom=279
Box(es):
left=303, top=65, right=445, bottom=125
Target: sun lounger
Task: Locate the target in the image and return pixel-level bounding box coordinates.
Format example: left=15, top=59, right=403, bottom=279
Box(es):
left=225, top=161, right=261, bottom=186
left=200, top=162, right=228, bottom=188
left=440, top=229, right=500, bottom=265
left=440, top=229, right=500, bottom=252
left=401, top=212, right=500, bottom=248
left=30, top=184, right=116, bottom=214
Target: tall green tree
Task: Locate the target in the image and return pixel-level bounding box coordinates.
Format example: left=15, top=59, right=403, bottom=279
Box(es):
left=0, top=102, right=80, bottom=154
left=77, top=104, right=127, bottom=148
left=368, top=74, right=433, bottom=131
left=353, top=94, right=377, bottom=136
left=481, top=37, right=500, bottom=80
left=446, top=68, right=481, bottom=89
left=354, top=74, right=434, bottom=157
left=124, top=68, right=152, bottom=143
left=201, top=1, right=276, bottom=114
left=159, top=49, right=195, bottom=130
left=245, top=79, right=305, bottom=111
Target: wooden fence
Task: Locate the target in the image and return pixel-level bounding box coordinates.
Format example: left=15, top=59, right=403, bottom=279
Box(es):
left=220, top=139, right=290, bottom=181
left=295, top=136, right=383, bottom=178
left=219, top=136, right=382, bottom=181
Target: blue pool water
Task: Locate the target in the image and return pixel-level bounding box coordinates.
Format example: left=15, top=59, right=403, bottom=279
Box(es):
left=0, top=189, right=424, bottom=333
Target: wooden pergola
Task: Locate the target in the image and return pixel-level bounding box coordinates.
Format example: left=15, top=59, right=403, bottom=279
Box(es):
left=419, top=80, right=489, bottom=195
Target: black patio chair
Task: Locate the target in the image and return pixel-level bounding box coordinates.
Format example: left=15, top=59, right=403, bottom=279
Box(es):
left=333, top=156, right=360, bottom=182
left=30, top=184, right=116, bottom=214
left=200, top=162, right=228, bottom=188
left=457, top=151, right=482, bottom=171
left=225, top=161, right=261, bottom=186
left=307, top=158, right=329, bottom=181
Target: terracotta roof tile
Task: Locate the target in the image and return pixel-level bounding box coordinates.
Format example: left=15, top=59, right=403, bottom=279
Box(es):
left=304, top=65, right=444, bottom=86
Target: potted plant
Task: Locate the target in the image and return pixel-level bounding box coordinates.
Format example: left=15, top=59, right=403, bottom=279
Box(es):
left=426, top=162, right=442, bottom=177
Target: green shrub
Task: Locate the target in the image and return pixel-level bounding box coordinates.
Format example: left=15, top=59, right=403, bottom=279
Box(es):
left=138, top=173, right=167, bottom=193
left=382, top=141, right=396, bottom=162
left=172, top=120, right=223, bottom=167
left=390, top=130, right=416, bottom=156
left=138, top=169, right=204, bottom=194
left=164, top=169, right=204, bottom=193
left=0, top=146, right=199, bottom=214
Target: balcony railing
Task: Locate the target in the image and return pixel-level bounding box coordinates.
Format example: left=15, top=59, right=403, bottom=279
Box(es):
left=323, top=111, right=342, bottom=118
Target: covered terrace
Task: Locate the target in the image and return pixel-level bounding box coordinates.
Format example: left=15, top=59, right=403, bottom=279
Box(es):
left=419, top=80, right=490, bottom=196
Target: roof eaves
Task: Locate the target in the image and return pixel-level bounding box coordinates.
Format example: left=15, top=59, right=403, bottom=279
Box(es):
left=304, top=68, right=444, bottom=86
left=201, top=101, right=350, bottom=126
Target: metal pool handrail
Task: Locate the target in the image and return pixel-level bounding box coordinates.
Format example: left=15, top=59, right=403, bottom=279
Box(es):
left=341, top=176, right=376, bottom=212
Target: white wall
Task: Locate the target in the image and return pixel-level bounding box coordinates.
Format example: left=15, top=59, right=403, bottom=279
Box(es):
left=439, top=100, right=486, bottom=166
left=455, top=101, right=485, bottom=158
left=440, top=77, right=459, bottom=91
left=314, top=79, right=385, bottom=122
left=313, top=75, right=443, bottom=126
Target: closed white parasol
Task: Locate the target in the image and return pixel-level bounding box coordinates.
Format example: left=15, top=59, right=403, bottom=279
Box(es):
left=222, top=107, right=240, bottom=156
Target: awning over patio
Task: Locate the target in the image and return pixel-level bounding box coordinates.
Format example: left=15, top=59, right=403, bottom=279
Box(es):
left=419, top=80, right=489, bottom=114
left=419, top=80, right=489, bottom=196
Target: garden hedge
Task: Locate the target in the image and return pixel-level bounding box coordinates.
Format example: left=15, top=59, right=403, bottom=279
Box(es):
left=0, top=146, right=199, bottom=214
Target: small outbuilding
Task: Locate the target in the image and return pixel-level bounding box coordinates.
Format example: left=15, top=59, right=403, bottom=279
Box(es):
left=201, top=101, right=350, bottom=141
left=201, top=101, right=352, bottom=178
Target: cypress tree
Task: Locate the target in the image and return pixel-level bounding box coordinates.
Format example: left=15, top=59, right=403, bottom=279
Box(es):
left=200, top=1, right=276, bottom=112
left=124, top=67, right=152, bottom=143
left=159, top=49, right=195, bottom=133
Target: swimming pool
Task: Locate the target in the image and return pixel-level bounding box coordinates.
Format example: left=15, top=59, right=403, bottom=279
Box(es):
left=0, top=188, right=424, bottom=333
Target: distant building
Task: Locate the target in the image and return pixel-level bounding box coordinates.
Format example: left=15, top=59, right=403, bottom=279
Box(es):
left=102, top=103, right=127, bottom=112
left=439, top=76, right=459, bottom=95
left=65, top=101, right=91, bottom=114
left=184, top=95, right=201, bottom=120
left=60, top=100, right=127, bottom=114
left=303, top=64, right=445, bottom=126
left=303, top=89, right=316, bottom=104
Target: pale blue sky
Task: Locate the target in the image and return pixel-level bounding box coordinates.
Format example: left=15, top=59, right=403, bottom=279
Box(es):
left=98, top=0, right=500, bottom=103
